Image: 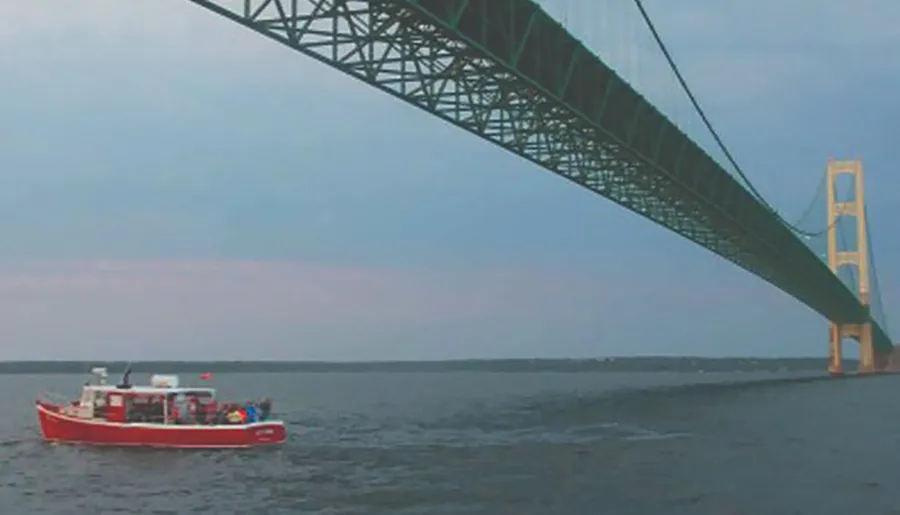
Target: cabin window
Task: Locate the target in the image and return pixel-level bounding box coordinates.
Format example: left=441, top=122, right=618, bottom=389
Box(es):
left=194, top=392, right=214, bottom=404
left=124, top=393, right=165, bottom=423
left=109, top=395, right=123, bottom=407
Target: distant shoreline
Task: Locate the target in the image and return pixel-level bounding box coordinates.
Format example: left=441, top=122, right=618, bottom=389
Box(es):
left=0, top=357, right=844, bottom=374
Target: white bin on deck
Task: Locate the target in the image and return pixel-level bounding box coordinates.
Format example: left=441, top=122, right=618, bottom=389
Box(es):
left=150, top=374, right=180, bottom=388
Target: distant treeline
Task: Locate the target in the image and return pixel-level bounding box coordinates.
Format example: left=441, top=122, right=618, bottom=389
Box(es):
left=0, top=357, right=843, bottom=375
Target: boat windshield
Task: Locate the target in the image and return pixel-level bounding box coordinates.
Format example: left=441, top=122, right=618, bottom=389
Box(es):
left=123, top=390, right=214, bottom=424
left=126, top=393, right=165, bottom=423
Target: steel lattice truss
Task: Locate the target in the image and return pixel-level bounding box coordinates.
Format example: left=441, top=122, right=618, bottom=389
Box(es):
left=185, top=0, right=891, bottom=351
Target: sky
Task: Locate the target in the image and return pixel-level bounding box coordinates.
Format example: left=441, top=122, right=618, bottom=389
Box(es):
left=0, top=0, right=898, bottom=361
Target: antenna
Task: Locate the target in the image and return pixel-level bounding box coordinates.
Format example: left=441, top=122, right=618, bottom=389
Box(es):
left=117, top=362, right=134, bottom=389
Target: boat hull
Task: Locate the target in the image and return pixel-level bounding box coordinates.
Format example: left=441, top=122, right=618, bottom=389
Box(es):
left=35, top=401, right=287, bottom=448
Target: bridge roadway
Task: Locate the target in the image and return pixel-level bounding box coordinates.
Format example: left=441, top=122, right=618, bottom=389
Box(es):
left=186, top=0, right=892, bottom=353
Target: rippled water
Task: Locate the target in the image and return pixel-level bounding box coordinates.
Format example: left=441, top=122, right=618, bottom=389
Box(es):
left=1, top=370, right=899, bottom=514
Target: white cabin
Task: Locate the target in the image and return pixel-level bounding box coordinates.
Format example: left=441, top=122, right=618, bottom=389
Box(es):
left=70, top=369, right=217, bottom=424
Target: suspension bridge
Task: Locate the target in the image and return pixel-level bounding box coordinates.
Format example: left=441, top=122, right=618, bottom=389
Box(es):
left=182, top=0, right=892, bottom=373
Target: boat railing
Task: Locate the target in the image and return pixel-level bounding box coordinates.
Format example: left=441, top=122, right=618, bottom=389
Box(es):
left=38, top=390, right=73, bottom=406
left=127, top=412, right=167, bottom=424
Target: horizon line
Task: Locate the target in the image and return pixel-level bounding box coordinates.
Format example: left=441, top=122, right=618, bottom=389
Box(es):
left=0, top=356, right=843, bottom=364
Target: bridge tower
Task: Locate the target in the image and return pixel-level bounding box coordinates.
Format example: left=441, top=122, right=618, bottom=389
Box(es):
left=826, top=159, right=874, bottom=375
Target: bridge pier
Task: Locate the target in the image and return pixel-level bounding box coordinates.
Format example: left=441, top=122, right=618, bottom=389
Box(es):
left=874, top=349, right=891, bottom=372
left=829, top=322, right=876, bottom=375
left=860, top=323, right=875, bottom=374
left=826, top=160, right=877, bottom=375
left=878, top=347, right=900, bottom=371
left=828, top=324, right=843, bottom=375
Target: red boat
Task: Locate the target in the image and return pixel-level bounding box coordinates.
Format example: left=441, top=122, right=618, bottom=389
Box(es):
left=35, top=366, right=287, bottom=448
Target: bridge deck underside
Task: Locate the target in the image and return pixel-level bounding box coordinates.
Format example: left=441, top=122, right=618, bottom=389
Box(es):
left=187, top=0, right=891, bottom=352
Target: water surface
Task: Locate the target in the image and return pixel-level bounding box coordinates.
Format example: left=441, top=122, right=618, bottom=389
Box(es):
left=0, top=369, right=897, bottom=514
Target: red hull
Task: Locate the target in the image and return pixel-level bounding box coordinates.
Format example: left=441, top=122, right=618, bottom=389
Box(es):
left=36, top=401, right=287, bottom=448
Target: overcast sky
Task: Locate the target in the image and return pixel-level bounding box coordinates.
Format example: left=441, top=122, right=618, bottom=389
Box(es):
left=0, top=0, right=897, bottom=360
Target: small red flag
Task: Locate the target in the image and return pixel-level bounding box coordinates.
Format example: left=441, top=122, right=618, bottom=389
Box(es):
left=199, top=372, right=213, bottom=380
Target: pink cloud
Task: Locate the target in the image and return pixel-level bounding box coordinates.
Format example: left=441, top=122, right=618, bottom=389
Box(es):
left=0, top=257, right=817, bottom=361
left=0, top=259, right=634, bottom=359
left=0, top=260, right=489, bottom=324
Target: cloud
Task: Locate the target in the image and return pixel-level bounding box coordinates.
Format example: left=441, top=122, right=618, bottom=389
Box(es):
left=0, top=260, right=608, bottom=358
left=0, top=260, right=502, bottom=323
left=0, top=258, right=815, bottom=360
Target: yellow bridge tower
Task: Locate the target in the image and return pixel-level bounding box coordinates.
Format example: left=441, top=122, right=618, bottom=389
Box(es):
left=826, top=159, right=874, bottom=375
